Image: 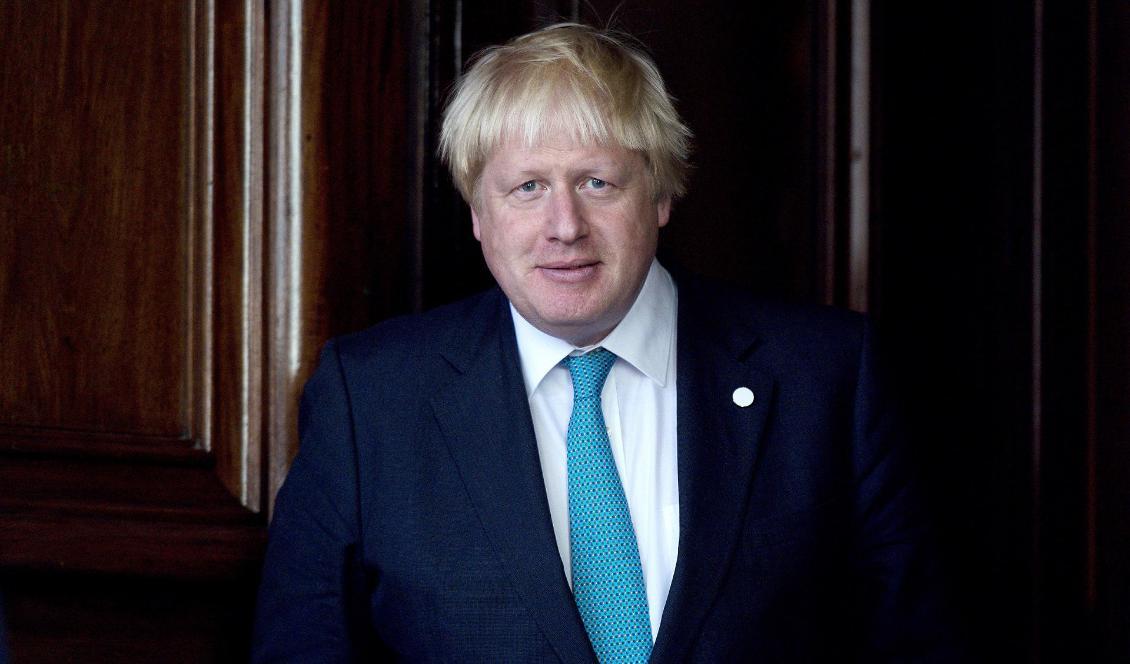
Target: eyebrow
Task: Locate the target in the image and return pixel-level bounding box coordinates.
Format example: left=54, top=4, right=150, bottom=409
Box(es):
left=504, top=161, right=632, bottom=182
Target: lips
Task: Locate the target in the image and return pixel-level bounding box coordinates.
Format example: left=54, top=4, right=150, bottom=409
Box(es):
left=536, top=260, right=600, bottom=283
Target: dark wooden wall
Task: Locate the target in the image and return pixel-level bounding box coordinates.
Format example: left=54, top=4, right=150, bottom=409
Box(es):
left=1, top=0, right=1126, bottom=661
left=1, top=2, right=271, bottom=660
left=871, top=1, right=1130, bottom=659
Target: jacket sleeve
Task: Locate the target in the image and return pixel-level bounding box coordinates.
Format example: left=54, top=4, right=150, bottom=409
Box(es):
left=850, top=319, right=967, bottom=662
left=252, top=341, right=372, bottom=663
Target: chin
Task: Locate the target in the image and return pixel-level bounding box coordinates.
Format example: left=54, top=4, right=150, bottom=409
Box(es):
left=539, top=300, right=606, bottom=328
left=542, top=309, right=622, bottom=345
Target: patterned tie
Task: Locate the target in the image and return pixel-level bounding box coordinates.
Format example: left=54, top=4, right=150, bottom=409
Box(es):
left=565, top=348, right=653, bottom=663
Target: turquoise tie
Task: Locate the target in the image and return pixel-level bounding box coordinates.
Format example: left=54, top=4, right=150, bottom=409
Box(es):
left=565, top=348, right=653, bottom=663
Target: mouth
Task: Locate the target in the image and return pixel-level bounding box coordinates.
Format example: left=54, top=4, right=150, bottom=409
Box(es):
left=536, top=260, right=600, bottom=283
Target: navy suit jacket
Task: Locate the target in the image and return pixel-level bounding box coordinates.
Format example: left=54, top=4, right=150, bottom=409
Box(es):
left=253, top=275, right=958, bottom=662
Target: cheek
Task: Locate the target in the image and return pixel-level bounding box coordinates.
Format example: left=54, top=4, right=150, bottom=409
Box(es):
left=618, top=200, right=662, bottom=238
left=619, top=213, right=660, bottom=249
left=480, top=226, right=526, bottom=270
left=479, top=235, right=505, bottom=269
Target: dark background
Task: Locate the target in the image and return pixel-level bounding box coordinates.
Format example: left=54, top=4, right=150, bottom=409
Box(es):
left=1, top=0, right=1127, bottom=661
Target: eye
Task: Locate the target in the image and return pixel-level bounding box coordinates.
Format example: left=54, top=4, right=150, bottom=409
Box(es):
left=517, top=180, right=539, bottom=193
left=588, top=178, right=608, bottom=190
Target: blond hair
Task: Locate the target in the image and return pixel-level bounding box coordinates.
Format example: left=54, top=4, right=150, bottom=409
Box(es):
left=439, top=23, right=692, bottom=203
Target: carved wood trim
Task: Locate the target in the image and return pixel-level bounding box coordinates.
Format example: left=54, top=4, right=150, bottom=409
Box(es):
left=265, top=0, right=306, bottom=517
left=187, top=0, right=269, bottom=512
left=0, top=425, right=200, bottom=462
left=210, top=0, right=267, bottom=512
left=188, top=0, right=216, bottom=462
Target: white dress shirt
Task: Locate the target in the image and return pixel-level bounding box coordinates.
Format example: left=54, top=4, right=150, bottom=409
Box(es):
left=511, top=259, right=679, bottom=640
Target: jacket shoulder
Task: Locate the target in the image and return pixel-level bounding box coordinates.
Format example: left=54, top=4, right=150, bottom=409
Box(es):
left=329, top=288, right=504, bottom=371
left=678, top=273, right=868, bottom=357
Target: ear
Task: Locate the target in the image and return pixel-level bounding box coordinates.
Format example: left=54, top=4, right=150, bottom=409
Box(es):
left=656, top=197, right=672, bottom=228
left=470, top=208, right=483, bottom=241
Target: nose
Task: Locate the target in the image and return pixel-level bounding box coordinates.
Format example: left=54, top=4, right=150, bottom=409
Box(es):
left=546, top=189, right=588, bottom=243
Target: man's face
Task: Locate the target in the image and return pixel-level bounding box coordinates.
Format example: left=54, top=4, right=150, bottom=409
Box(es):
left=471, top=131, right=671, bottom=346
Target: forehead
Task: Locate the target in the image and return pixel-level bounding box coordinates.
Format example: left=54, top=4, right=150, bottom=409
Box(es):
left=482, top=132, right=642, bottom=176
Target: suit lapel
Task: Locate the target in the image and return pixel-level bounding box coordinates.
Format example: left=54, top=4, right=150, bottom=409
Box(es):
left=429, top=291, right=595, bottom=664
left=651, top=282, right=776, bottom=664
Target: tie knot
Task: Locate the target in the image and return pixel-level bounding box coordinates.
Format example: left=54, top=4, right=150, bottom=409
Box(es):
left=565, top=348, right=616, bottom=400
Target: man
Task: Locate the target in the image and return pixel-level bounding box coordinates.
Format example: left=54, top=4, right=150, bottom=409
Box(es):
left=254, top=23, right=957, bottom=662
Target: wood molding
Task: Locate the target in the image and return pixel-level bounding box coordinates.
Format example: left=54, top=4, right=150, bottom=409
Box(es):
left=211, top=0, right=266, bottom=512
left=0, top=425, right=200, bottom=462
left=265, top=0, right=306, bottom=517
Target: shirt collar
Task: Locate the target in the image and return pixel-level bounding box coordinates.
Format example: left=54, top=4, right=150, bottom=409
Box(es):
left=511, top=259, right=677, bottom=397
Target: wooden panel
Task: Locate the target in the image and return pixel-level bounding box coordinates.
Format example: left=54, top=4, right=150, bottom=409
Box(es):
left=305, top=0, right=416, bottom=331
left=0, top=0, right=270, bottom=500
left=0, top=0, right=422, bottom=652
left=0, top=1, right=188, bottom=438
left=0, top=456, right=263, bottom=577
left=0, top=0, right=274, bottom=659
